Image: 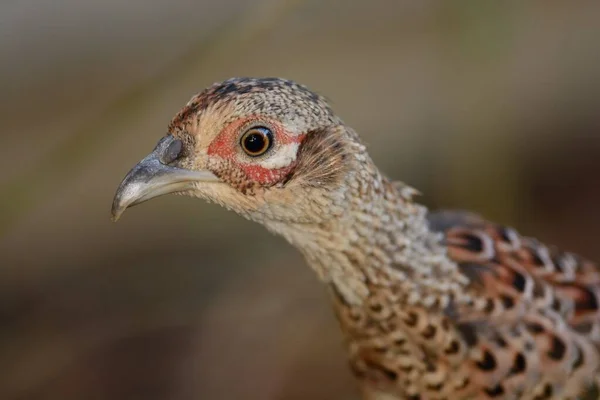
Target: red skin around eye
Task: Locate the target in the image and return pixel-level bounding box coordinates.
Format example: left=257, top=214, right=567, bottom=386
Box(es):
left=208, top=116, right=304, bottom=185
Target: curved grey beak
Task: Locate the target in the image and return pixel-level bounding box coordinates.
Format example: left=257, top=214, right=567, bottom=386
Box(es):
left=111, top=135, right=218, bottom=221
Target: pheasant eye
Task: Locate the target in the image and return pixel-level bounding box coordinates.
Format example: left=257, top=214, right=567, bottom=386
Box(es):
left=240, top=126, right=273, bottom=157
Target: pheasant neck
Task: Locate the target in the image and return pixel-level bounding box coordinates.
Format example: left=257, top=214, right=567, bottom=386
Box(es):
left=267, top=163, right=468, bottom=307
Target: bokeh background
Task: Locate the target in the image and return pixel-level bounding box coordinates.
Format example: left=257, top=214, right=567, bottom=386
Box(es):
left=2, top=1, right=600, bottom=399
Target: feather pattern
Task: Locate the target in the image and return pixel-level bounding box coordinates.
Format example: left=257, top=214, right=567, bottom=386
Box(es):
left=343, top=209, right=600, bottom=400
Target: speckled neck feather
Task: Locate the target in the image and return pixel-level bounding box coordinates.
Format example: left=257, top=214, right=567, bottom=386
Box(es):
left=263, top=126, right=468, bottom=308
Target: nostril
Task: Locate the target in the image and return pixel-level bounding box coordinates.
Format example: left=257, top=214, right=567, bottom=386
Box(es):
left=162, top=138, right=183, bottom=164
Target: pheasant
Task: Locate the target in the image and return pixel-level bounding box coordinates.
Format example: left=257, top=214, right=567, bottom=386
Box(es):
left=111, top=77, right=600, bottom=400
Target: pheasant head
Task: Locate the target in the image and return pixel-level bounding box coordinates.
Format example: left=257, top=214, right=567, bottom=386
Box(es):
left=112, top=78, right=365, bottom=223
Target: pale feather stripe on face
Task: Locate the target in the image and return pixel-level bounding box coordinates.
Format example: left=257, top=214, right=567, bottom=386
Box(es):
left=257, top=142, right=300, bottom=169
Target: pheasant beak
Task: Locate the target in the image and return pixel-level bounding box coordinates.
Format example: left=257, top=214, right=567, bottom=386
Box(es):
left=111, top=135, right=219, bottom=221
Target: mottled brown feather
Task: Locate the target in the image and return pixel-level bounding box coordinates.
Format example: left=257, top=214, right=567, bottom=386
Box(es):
left=427, top=210, right=600, bottom=399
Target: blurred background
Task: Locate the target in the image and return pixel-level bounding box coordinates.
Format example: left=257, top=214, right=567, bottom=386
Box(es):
left=1, top=1, right=600, bottom=399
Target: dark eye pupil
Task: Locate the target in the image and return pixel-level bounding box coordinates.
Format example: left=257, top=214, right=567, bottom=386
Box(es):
left=244, top=133, right=265, bottom=153
left=241, top=127, right=273, bottom=156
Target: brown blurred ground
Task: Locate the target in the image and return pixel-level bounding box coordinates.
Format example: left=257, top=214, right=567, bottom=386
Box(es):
left=1, top=1, right=600, bottom=399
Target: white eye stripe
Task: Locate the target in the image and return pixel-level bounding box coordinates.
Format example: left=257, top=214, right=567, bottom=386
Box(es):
left=256, top=142, right=299, bottom=169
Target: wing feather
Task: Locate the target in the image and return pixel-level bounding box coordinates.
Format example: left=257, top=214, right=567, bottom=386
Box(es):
left=429, top=210, right=600, bottom=398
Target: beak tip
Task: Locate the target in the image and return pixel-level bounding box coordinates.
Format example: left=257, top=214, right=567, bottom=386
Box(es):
left=110, top=203, right=124, bottom=222
left=111, top=190, right=128, bottom=222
